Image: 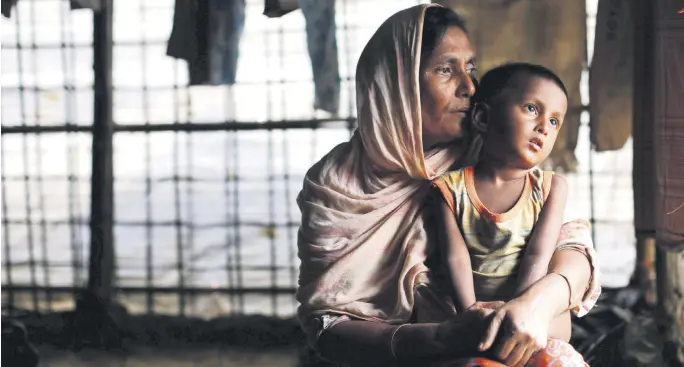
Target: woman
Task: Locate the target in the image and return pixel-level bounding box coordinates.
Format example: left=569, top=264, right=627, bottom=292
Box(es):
left=296, top=4, right=600, bottom=367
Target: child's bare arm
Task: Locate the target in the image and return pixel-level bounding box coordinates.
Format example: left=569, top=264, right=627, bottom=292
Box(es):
left=435, top=196, right=477, bottom=312
left=515, top=175, right=568, bottom=296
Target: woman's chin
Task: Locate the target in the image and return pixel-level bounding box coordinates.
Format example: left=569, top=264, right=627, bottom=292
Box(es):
left=423, top=139, right=465, bottom=155
left=422, top=128, right=469, bottom=151
left=441, top=128, right=468, bottom=143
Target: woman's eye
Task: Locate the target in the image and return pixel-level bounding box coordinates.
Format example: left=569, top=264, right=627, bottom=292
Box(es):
left=524, top=104, right=538, bottom=114
left=438, top=66, right=452, bottom=74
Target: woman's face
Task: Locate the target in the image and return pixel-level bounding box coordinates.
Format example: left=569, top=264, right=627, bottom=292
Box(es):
left=420, top=26, right=476, bottom=150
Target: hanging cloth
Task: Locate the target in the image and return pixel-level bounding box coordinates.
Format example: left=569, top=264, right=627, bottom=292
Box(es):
left=300, top=0, right=340, bottom=115
left=2, top=0, right=101, bottom=17
left=589, top=0, right=634, bottom=152
left=263, top=0, right=299, bottom=18
left=166, top=0, right=246, bottom=86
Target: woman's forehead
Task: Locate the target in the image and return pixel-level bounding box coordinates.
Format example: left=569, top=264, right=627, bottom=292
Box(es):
left=429, top=27, right=474, bottom=60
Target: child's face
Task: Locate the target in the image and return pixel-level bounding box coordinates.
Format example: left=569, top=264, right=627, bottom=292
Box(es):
left=484, top=75, right=567, bottom=169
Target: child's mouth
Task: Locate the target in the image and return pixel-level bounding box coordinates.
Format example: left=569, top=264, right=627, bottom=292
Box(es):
left=529, top=138, right=543, bottom=151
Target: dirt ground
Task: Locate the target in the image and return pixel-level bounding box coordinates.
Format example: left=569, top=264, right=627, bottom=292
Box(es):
left=37, top=346, right=300, bottom=367
left=5, top=306, right=307, bottom=367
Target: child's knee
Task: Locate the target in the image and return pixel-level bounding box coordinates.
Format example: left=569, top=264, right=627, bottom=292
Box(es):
left=547, top=311, right=571, bottom=341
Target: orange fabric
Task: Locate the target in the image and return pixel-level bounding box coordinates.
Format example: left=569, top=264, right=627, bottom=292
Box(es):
left=430, top=167, right=553, bottom=301
left=463, top=166, right=534, bottom=223
left=431, top=339, right=588, bottom=367
left=432, top=178, right=456, bottom=213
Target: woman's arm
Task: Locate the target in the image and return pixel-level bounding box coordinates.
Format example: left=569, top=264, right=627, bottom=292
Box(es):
left=547, top=246, right=592, bottom=310
left=476, top=273, right=573, bottom=367
left=515, top=175, right=569, bottom=295
left=316, top=230, right=595, bottom=367
left=316, top=309, right=495, bottom=366
left=480, top=250, right=592, bottom=351
left=476, top=244, right=594, bottom=367
left=318, top=320, right=441, bottom=366
left=435, top=197, right=477, bottom=312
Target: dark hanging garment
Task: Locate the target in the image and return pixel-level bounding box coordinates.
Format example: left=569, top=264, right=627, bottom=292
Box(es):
left=3, top=0, right=101, bottom=18
left=300, top=0, right=340, bottom=115
left=1, top=0, right=18, bottom=18
left=166, top=0, right=246, bottom=86
left=70, top=0, right=101, bottom=11
left=263, top=0, right=299, bottom=18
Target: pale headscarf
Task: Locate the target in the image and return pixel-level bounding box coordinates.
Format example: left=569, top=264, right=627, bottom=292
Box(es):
left=296, top=4, right=600, bottom=326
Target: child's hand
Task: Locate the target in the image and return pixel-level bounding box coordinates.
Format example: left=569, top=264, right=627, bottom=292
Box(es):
left=468, top=301, right=506, bottom=311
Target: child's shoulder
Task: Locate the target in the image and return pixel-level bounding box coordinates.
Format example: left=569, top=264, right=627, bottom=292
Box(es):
left=430, top=167, right=470, bottom=194
left=528, top=167, right=563, bottom=202
left=432, top=167, right=469, bottom=185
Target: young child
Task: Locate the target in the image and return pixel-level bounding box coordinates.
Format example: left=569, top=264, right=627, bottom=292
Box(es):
left=431, top=62, right=570, bottom=314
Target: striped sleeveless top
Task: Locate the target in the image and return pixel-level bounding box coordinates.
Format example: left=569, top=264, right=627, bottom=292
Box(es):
left=431, top=166, right=553, bottom=301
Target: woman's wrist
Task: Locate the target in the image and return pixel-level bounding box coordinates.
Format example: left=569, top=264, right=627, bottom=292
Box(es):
left=548, top=248, right=592, bottom=307
left=317, top=320, right=445, bottom=366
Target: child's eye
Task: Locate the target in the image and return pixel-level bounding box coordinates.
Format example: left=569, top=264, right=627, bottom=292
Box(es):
left=550, top=118, right=560, bottom=127
left=524, top=104, right=538, bottom=114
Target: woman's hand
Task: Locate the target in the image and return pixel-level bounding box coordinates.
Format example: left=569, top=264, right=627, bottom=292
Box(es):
left=468, top=301, right=506, bottom=312
left=434, top=306, right=499, bottom=357
left=477, top=296, right=556, bottom=367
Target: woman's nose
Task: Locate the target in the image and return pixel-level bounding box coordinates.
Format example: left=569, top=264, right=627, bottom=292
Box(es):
left=455, top=73, right=476, bottom=98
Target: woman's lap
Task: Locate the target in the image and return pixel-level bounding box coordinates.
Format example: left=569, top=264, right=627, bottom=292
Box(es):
left=431, top=339, right=588, bottom=367
left=526, top=339, right=588, bottom=367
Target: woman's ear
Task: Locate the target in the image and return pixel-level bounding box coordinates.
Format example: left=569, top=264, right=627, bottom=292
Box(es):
left=470, top=102, right=489, bottom=133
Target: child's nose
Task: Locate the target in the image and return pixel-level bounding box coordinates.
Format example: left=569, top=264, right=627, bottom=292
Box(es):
left=535, top=120, right=549, bottom=135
